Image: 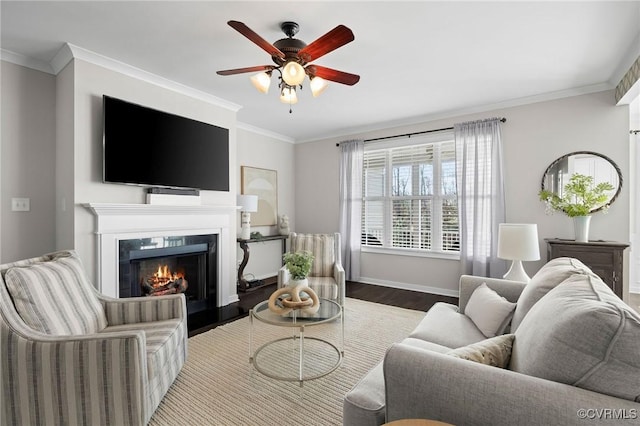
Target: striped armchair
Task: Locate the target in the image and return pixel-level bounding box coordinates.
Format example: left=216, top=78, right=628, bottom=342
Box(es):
left=278, top=232, right=346, bottom=307
left=0, top=250, right=187, bottom=426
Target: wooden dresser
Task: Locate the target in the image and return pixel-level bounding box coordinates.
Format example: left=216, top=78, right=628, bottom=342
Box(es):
left=545, top=239, right=629, bottom=298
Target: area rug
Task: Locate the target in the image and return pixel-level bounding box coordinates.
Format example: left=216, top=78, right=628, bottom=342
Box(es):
left=149, top=298, right=425, bottom=426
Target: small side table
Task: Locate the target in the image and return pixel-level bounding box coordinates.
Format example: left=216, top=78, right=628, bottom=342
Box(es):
left=237, top=235, right=287, bottom=292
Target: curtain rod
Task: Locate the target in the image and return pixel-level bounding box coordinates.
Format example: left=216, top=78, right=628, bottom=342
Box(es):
left=336, top=117, right=507, bottom=146
left=632, top=130, right=640, bottom=135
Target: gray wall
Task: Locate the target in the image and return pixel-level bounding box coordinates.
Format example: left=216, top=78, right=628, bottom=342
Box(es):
left=294, top=90, right=630, bottom=296
left=1, top=61, right=56, bottom=262
left=0, top=58, right=297, bottom=293
left=236, top=127, right=295, bottom=281
left=1, top=57, right=631, bottom=299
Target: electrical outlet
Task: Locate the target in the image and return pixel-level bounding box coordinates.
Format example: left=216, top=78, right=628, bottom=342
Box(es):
left=11, top=198, right=30, bottom=212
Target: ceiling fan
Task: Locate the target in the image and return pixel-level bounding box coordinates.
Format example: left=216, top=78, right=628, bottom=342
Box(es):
left=217, top=20, right=360, bottom=110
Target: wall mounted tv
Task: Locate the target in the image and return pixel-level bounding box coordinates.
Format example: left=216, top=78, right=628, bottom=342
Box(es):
left=103, top=95, right=229, bottom=191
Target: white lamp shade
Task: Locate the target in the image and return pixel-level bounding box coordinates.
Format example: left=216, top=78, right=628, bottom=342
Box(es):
left=250, top=72, right=271, bottom=94
left=281, top=61, right=306, bottom=86
left=497, top=223, right=540, bottom=261
left=310, top=76, right=329, bottom=97
left=237, top=194, right=258, bottom=212
left=280, top=86, right=298, bottom=104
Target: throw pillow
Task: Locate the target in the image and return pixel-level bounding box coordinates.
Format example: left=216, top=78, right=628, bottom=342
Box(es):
left=5, top=251, right=107, bottom=335
left=447, top=334, right=515, bottom=368
left=465, top=283, right=516, bottom=338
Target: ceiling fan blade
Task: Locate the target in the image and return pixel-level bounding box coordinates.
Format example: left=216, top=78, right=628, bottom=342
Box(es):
left=216, top=65, right=275, bottom=76
left=227, top=20, right=285, bottom=59
left=298, top=25, right=355, bottom=62
left=307, top=65, right=360, bottom=86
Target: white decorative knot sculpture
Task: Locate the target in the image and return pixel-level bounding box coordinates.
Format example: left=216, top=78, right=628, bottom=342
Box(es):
left=268, top=284, right=319, bottom=316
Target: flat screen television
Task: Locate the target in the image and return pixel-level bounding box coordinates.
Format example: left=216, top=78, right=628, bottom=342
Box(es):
left=103, top=95, right=229, bottom=191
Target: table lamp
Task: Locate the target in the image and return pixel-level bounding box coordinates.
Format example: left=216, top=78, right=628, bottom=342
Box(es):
left=497, top=223, right=540, bottom=282
left=237, top=194, right=258, bottom=240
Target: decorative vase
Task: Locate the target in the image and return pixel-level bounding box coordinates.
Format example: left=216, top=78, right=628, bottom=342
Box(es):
left=573, top=215, right=591, bottom=243
left=289, top=277, right=308, bottom=288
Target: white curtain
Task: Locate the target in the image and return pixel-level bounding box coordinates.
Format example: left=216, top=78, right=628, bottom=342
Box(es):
left=339, top=139, right=364, bottom=281
left=454, top=118, right=506, bottom=278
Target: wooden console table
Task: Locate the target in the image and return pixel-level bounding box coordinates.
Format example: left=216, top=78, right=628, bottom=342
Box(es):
left=545, top=238, right=629, bottom=298
left=237, top=235, right=287, bottom=292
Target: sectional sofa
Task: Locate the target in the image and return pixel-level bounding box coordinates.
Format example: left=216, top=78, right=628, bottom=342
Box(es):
left=344, top=257, right=640, bottom=425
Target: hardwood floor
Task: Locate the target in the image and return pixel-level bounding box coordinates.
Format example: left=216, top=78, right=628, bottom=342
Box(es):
left=188, top=281, right=458, bottom=337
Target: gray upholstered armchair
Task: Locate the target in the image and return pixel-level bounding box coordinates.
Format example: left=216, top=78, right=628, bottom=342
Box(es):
left=277, top=232, right=346, bottom=307
left=0, top=250, right=187, bottom=425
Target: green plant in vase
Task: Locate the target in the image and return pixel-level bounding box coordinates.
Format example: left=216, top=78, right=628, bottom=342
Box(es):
left=283, top=250, right=314, bottom=282
left=539, top=173, right=614, bottom=242
left=539, top=173, right=614, bottom=216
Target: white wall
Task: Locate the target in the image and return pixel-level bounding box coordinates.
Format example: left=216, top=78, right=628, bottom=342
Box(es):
left=295, top=90, right=630, bottom=296
left=68, top=59, right=238, bottom=301
left=1, top=61, right=57, bottom=262
left=235, top=127, right=295, bottom=281
left=55, top=62, right=75, bottom=252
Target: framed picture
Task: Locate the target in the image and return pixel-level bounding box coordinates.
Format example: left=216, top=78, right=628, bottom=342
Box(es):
left=241, top=166, right=278, bottom=226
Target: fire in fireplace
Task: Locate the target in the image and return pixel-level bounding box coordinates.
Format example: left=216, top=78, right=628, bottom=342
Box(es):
left=141, top=264, right=188, bottom=296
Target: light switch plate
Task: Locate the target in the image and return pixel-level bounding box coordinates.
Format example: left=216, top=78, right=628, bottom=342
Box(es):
left=11, top=198, right=30, bottom=211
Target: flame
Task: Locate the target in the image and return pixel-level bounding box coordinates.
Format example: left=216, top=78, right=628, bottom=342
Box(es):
left=150, top=265, right=184, bottom=287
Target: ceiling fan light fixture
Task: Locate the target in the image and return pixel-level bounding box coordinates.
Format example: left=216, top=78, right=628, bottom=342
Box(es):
left=281, top=61, right=306, bottom=86
left=280, top=86, right=298, bottom=104
left=218, top=20, right=360, bottom=113
left=310, top=76, right=329, bottom=97
left=250, top=71, right=272, bottom=94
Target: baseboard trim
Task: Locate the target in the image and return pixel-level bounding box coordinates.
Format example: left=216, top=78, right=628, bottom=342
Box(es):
left=357, top=277, right=459, bottom=298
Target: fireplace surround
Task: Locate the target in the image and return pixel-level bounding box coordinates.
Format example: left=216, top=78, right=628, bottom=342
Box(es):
left=85, top=203, right=238, bottom=308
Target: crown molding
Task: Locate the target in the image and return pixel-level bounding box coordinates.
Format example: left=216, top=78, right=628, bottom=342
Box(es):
left=298, top=82, right=615, bottom=144
left=49, top=43, right=74, bottom=74
left=1, top=49, right=54, bottom=74
left=236, top=122, right=295, bottom=144
left=7, top=43, right=242, bottom=112
left=61, top=43, right=242, bottom=111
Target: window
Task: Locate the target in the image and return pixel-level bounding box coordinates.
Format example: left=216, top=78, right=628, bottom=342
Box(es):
left=361, top=133, right=459, bottom=254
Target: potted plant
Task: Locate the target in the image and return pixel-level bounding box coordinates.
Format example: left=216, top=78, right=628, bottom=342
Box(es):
left=539, top=173, right=614, bottom=242
left=283, top=250, right=314, bottom=286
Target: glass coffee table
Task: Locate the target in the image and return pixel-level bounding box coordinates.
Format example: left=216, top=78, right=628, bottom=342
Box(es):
left=249, top=298, right=344, bottom=386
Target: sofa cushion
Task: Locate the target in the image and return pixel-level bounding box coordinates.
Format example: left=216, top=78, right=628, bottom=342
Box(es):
left=343, top=338, right=450, bottom=426
left=409, top=303, right=486, bottom=348
left=464, top=283, right=516, bottom=337
left=291, top=234, right=335, bottom=277
left=447, top=334, right=515, bottom=368
left=509, top=274, right=640, bottom=402
left=4, top=251, right=107, bottom=335
left=104, top=318, right=185, bottom=380
left=511, top=257, right=592, bottom=331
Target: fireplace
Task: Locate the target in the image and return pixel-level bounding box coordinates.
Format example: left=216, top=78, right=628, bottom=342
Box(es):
left=119, top=234, right=217, bottom=314
left=85, top=203, right=238, bottom=319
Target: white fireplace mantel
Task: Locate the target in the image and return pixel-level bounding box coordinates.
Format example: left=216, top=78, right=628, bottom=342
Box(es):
left=85, top=203, right=239, bottom=306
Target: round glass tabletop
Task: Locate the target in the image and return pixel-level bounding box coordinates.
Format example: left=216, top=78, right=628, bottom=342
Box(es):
left=251, top=298, right=341, bottom=327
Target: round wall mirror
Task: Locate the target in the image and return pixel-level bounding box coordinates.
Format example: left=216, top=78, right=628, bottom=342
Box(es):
left=541, top=151, right=622, bottom=213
